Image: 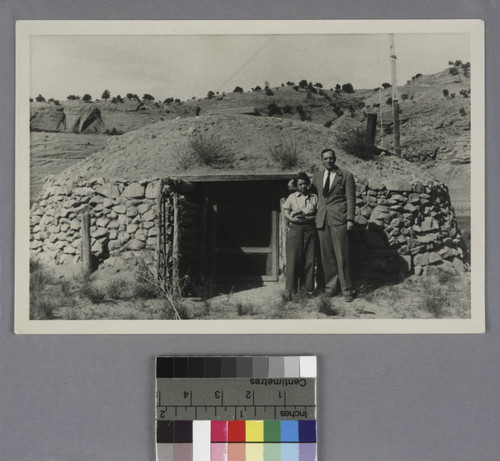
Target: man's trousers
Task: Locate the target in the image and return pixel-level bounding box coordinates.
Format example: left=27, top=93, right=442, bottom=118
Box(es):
left=317, top=220, right=352, bottom=295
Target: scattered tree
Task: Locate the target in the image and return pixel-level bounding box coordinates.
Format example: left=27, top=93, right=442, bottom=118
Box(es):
left=282, top=104, right=293, bottom=114
left=381, top=82, right=392, bottom=89
left=267, top=103, right=282, bottom=116
left=101, top=89, right=111, bottom=100
left=163, top=97, right=174, bottom=104
left=264, top=80, right=270, bottom=89
left=449, top=67, right=459, bottom=76
left=314, top=82, right=323, bottom=89
left=115, top=95, right=124, bottom=103
left=265, top=88, right=274, bottom=96
left=142, top=94, right=155, bottom=101
left=35, top=94, right=46, bottom=102
left=82, top=94, right=92, bottom=102
left=233, top=86, right=243, bottom=93
left=67, top=95, right=77, bottom=100
left=207, top=91, right=215, bottom=99
left=443, top=89, right=449, bottom=97
left=386, top=97, right=393, bottom=105
left=401, top=93, right=409, bottom=101
left=253, top=86, right=262, bottom=92
left=459, top=107, right=467, bottom=116
left=29, top=98, right=33, bottom=102
left=299, top=79, right=308, bottom=89
left=341, top=83, right=354, bottom=93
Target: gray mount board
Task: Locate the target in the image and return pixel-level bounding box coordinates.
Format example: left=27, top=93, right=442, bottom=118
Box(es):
left=1, top=2, right=500, bottom=461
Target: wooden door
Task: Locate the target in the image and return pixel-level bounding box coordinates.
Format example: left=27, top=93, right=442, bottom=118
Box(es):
left=206, top=182, right=280, bottom=282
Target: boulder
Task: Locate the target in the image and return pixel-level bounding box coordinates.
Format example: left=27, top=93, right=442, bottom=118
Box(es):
left=122, top=183, right=145, bottom=199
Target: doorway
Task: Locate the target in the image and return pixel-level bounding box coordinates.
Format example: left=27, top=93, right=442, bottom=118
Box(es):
left=203, top=181, right=283, bottom=282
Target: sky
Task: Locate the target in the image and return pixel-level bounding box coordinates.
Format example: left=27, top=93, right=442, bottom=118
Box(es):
left=30, top=33, right=471, bottom=101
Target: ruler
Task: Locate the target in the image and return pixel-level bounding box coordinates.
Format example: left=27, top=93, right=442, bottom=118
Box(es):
left=155, top=356, right=317, bottom=461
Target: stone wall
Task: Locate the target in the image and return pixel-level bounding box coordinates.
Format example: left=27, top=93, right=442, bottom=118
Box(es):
left=30, top=175, right=468, bottom=278
left=30, top=176, right=166, bottom=268
left=350, top=178, right=467, bottom=276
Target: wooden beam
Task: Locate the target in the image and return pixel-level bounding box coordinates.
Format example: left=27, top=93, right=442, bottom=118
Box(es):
left=80, top=211, right=92, bottom=276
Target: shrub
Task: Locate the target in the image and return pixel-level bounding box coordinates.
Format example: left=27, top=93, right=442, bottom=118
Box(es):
left=67, top=95, right=77, bottom=100
left=233, top=86, right=243, bottom=93
left=459, top=107, right=467, bottom=116
left=265, top=88, right=274, bottom=96
left=178, top=133, right=235, bottom=169
left=82, top=94, right=92, bottom=102
left=80, top=279, right=105, bottom=303
left=207, top=90, right=215, bottom=99
left=101, top=89, right=110, bottom=100
left=106, top=278, right=127, bottom=299
left=381, top=82, right=391, bottom=89
left=54, top=100, right=60, bottom=106
left=448, top=67, right=459, bottom=76
left=253, top=86, right=262, bottom=92
left=299, top=79, right=308, bottom=88
left=324, top=120, right=333, bottom=128
left=35, top=94, right=45, bottom=102
left=386, top=97, right=393, bottom=105
left=31, top=294, right=56, bottom=320
left=296, top=105, right=308, bottom=121
left=267, top=103, right=282, bottom=116
left=336, top=125, right=377, bottom=160
left=236, top=302, right=254, bottom=316
left=163, top=97, right=174, bottom=104
left=282, top=104, right=293, bottom=114
left=29, top=98, right=33, bottom=102
left=143, top=93, right=155, bottom=101
left=443, top=89, right=449, bottom=97
left=342, top=83, right=354, bottom=93
left=401, top=93, right=409, bottom=101
left=268, top=139, right=300, bottom=170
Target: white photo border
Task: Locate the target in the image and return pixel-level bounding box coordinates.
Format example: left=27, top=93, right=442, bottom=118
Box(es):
left=15, top=19, right=485, bottom=334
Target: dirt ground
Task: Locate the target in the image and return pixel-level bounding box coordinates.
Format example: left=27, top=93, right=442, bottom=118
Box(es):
left=30, top=260, right=470, bottom=321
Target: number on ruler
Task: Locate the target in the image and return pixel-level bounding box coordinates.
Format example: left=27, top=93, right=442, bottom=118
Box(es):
left=215, top=391, right=221, bottom=399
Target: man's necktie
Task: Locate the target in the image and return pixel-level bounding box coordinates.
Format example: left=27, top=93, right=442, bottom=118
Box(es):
left=323, top=172, right=330, bottom=197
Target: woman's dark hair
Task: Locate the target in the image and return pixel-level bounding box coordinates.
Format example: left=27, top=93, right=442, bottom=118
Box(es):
left=293, top=171, right=311, bottom=187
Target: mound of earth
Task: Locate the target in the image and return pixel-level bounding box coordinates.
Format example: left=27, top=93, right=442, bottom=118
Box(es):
left=59, top=114, right=427, bottom=185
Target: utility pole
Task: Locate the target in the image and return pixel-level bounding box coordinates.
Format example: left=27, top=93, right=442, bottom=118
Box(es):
left=389, top=34, right=401, bottom=157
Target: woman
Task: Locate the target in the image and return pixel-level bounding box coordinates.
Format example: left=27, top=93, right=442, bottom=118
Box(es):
left=282, top=172, right=318, bottom=297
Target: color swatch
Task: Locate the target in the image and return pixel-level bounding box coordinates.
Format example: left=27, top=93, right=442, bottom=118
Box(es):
left=156, top=356, right=317, bottom=460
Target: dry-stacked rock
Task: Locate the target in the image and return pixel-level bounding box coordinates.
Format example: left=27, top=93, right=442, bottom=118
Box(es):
left=30, top=173, right=468, bottom=277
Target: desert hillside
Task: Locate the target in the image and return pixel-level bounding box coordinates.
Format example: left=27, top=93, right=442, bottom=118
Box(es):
left=30, top=64, right=471, bottom=204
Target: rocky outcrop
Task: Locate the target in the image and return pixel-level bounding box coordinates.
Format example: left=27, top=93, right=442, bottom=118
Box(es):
left=30, top=104, right=104, bottom=134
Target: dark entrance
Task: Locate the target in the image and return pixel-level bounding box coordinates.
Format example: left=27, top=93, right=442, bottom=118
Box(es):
left=205, top=181, right=281, bottom=282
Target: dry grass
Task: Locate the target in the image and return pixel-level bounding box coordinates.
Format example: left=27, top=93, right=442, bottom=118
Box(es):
left=175, top=133, right=235, bottom=169
left=269, top=139, right=300, bottom=169
left=336, top=125, right=378, bottom=160
left=29, top=257, right=470, bottom=321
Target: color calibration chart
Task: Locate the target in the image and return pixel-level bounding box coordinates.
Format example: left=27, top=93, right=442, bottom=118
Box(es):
left=156, top=356, right=317, bottom=461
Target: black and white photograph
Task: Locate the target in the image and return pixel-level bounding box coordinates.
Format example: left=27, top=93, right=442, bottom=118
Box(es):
left=15, top=20, right=485, bottom=334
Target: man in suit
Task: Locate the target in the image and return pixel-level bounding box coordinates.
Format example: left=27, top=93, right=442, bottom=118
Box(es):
left=312, top=148, right=356, bottom=302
